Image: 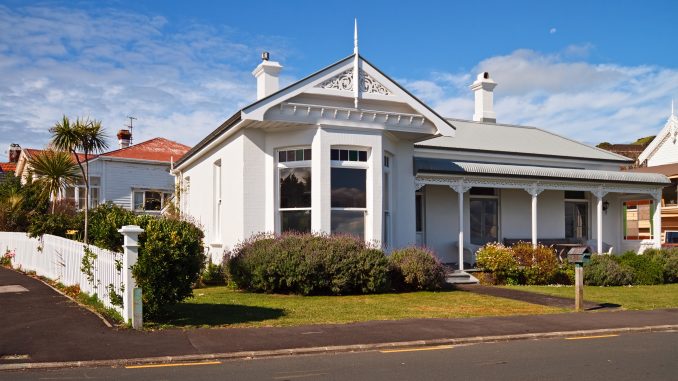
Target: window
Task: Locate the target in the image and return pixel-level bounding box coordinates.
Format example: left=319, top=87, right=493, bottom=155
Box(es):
left=213, top=160, right=222, bottom=241
left=383, top=154, right=392, bottom=247
left=623, top=200, right=654, bottom=240
left=415, top=191, right=425, bottom=246
left=331, top=148, right=368, bottom=239
left=565, top=202, right=588, bottom=240
left=278, top=148, right=311, bottom=233
left=133, top=190, right=171, bottom=212
left=662, top=180, right=678, bottom=206
left=64, top=176, right=100, bottom=209
left=470, top=187, right=498, bottom=245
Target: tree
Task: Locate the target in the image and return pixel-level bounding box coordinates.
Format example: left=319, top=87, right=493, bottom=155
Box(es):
left=50, top=116, right=108, bottom=243
left=27, top=149, right=81, bottom=213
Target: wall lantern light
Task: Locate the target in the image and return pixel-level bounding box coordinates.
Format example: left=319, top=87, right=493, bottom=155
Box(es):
left=603, top=200, right=610, bottom=213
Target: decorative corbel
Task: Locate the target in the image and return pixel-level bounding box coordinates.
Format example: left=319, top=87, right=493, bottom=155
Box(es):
left=523, top=183, right=544, bottom=197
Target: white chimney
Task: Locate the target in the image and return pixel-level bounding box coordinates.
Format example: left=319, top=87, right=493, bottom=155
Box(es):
left=252, top=51, right=282, bottom=100
left=470, top=72, right=497, bottom=123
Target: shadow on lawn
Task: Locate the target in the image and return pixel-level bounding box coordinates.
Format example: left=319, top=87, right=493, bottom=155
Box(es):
left=156, top=303, right=285, bottom=326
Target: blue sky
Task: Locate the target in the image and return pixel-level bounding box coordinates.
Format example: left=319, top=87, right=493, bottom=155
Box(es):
left=1, top=0, right=677, bottom=155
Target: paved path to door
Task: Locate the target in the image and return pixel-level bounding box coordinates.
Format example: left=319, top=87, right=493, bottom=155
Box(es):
left=454, top=284, right=607, bottom=310
left=1, top=267, right=675, bottom=367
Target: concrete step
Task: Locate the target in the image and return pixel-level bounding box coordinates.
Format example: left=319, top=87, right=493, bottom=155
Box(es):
left=445, top=270, right=479, bottom=285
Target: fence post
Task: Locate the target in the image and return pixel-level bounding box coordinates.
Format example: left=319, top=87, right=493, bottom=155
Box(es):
left=118, top=225, right=144, bottom=329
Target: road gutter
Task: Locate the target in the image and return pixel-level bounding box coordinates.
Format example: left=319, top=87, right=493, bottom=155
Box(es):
left=1, top=324, right=676, bottom=371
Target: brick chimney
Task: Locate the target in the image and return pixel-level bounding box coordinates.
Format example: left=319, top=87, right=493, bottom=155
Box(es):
left=117, top=129, right=132, bottom=149
left=8, top=144, right=21, bottom=163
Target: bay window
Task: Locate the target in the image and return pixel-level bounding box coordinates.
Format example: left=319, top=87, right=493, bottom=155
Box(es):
left=331, top=148, right=368, bottom=239
left=278, top=148, right=311, bottom=233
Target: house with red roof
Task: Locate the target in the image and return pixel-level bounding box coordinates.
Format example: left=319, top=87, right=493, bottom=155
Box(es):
left=0, top=144, right=20, bottom=181
left=15, top=131, right=190, bottom=213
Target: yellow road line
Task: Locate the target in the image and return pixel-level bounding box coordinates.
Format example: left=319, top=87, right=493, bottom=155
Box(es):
left=380, top=344, right=455, bottom=353
left=126, top=361, right=221, bottom=369
left=566, top=334, right=619, bottom=340
left=273, top=373, right=327, bottom=379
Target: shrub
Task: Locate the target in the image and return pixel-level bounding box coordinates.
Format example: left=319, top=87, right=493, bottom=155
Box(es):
left=0, top=173, right=49, bottom=232
left=88, top=203, right=136, bottom=252
left=200, top=262, right=226, bottom=286
left=132, top=216, right=206, bottom=318
left=389, top=247, right=445, bottom=291
left=618, top=252, right=663, bottom=285
left=551, top=264, right=575, bottom=285
left=27, top=209, right=82, bottom=238
left=584, top=255, right=634, bottom=286
left=509, top=242, right=559, bottom=285
left=644, top=248, right=678, bottom=283
left=475, top=243, right=520, bottom=285
left=225, top=233, right=390, bottom=295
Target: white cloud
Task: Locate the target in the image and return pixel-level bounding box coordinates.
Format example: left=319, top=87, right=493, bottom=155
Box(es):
left=0, top=4, right=278, bottom=154
left=405, top=47, right=678, bottom=144
left=549, top=28, right=557, bottom=34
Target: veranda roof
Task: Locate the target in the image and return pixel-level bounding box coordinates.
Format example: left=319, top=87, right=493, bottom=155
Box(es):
left=414, top=158, right=670, bottom=186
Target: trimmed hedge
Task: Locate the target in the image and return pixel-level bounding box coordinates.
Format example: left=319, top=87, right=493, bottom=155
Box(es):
left=389, top=247, right=445, bottom=291
left=584, top=255, right=634, bottom=286
left=225, top=233, right=390, bottom=295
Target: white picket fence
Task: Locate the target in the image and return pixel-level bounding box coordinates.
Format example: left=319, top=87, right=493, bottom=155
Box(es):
left=1, top=232, right=124, bottom=315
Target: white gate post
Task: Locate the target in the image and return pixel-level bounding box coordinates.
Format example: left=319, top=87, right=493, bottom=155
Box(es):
left=118, top=225, right=144, bottom=329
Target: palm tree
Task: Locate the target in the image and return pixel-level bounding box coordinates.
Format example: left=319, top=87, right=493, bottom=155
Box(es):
left=27, top=150, right=81, bottom=213
left=50, top=116, right=108, bottom=243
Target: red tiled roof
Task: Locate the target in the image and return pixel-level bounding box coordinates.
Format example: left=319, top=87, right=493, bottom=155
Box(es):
left=23, top=148, right=96, bottom=163
left=100, top=138, right=190, bottom=163
left=0, top=162, right=16, bottom=172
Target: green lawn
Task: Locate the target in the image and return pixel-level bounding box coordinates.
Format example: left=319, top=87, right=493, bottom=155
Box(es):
left=150, top=286, right=565, bottom=328
left=504, top=284, right=678, bottom=310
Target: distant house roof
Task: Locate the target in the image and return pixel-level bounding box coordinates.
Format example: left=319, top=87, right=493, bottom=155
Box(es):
left=0, top=162, right=16, bottom=172
left=23, top=148, right=96, bottom=163
left=415, top=158, right=670, bottom=185
left=415, top=119, right=633, bottom=163
left=626, top=162, right=678, bottom=178
left=100, top=138, right=190, bottom=163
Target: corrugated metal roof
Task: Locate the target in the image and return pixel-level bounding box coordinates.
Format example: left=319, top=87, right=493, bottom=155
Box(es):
left=416, top=119, right=633, bottom=163
left=100, top=137, right=190, bottom=162
left=415, top=157, right=670, bottom=185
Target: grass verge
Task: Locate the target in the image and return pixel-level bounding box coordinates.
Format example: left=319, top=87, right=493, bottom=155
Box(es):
left=149, top=286, right=565, bottom=328
left=503, top=284, right=678, bottom=310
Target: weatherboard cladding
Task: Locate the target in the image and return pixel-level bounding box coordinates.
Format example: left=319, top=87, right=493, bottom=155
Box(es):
left=414, top=158, right=670, bottom=185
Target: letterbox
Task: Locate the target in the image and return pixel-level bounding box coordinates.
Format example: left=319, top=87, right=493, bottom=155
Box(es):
left=567, top=246, right=592, bottom=265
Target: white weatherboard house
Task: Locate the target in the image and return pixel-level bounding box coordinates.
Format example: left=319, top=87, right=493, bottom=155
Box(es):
left=174, top=37, right=669, bottom=271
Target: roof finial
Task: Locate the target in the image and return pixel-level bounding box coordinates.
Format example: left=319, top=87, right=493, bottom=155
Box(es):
left=354, top=18, right=358, bottom=55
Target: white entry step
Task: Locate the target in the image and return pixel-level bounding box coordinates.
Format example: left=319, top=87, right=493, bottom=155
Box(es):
left=445, top=270, right=479, bottom=285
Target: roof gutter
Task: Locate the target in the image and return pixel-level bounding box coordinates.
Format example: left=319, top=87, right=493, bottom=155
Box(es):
left=173, top=115, right=245, bottom=173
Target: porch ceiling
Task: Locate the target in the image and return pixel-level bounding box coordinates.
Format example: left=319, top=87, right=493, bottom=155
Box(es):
left=414, top=158, right=670, bottom=186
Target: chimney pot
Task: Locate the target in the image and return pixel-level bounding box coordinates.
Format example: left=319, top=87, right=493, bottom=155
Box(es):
left=252, top=53, right=282, bottom=100
left=470, top=71, right=498, bottom=123
left=117, top=129, right=132, bottom=149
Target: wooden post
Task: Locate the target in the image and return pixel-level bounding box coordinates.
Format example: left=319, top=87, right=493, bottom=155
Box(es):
left=575, top=263, right=584, bottom=312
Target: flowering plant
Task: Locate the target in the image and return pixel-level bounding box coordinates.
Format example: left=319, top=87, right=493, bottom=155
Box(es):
left=1, top=249, right=15, bottom=267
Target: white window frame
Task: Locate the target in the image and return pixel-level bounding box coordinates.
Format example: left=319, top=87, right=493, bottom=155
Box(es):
left=330, top=146, right=369, bottom=238
left=276, top=147, right=312, bottom=233
left=564, top=192, right=590, bottom=240
left=63, top=176, right=100, bottom=209
left=132, top=189, right=173, bottom=213
left=383, top=153, right=392, bottom=248
left=213, top=160, right=222, bottom=243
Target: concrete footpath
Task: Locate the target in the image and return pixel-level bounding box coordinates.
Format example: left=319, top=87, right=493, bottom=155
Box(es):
left=1, top=267, right=677, bottom=369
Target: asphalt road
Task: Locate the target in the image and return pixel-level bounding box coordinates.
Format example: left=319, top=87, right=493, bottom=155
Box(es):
left=3, top=331, right=677, bottom=381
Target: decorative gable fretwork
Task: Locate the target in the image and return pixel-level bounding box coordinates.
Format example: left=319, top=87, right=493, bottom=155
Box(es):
left=316, top=68, right=392, bottom=95
left=280, top=102, right=426, bottom=128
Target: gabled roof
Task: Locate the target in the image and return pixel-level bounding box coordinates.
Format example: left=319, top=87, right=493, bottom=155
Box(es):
left=637, top=114, right=678, bottom=164
left=626, top=162, right=678, bottom=178
left=23, top=148, right=95, bottom=163
left=100, top=138, right=190, bottom=163
left=415, top=118, right=633, bottom=163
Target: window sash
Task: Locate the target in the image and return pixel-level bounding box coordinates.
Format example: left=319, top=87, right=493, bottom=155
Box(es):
left=565, top=201, right=588, bottom=240
left=470, top=198, right=499, bottom=245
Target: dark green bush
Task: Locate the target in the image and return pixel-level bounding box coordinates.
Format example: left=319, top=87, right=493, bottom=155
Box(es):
left=132, top=216, right=206, bottom=318
left=200, top=262, right=226, bottom=286
left=618, top=252, right=664, bottom=285
left=644, top=248, right=678, bottom=283
left=27, top=205, right=82, bottom=238
left=88, top=203, right=136, bottom=252
left=388, top=247, right=445, bottom=291
left=0, top=173, right=49, bottom=232
left=225, top=233, right=389, bottom=295
left=551, top=264, right=575, bottom=285
left=584, top=255, right=634, bottom=286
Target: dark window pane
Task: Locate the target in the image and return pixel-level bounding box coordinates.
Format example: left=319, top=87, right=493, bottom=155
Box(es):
left=280, top=167, right=311, bottom=208
left=278, top=151, right=286, bottom=163
left=415, top=194, right=423, bottom=232
left=340, top=149, right=349, bottom=161
left=145, top=191, right=162, bottom=211
left=470, top=187, right=496, bottom=196
left=349, top=150, right=358, bottom=161
left=470, top=198, right=498, bottom=245
left=295, top=149, right=304, bottom=161
left=331, top=210, right=364, bottom=239
left=383, top=155, right=388, bottom=166
left=359, top=151, right=367, bottom=162
left=662, top=181, right=677, bottom=206
left=281, top=210, right=311, bottom=233
left=304, top=149, right=312, bottom=161
left=331, top=149, right=339, bottom=161
left=565, top=191, right=586, bottom=199
left=286, top=150, right=295, bottom=162
left=331, top=168, right=366, bottom=208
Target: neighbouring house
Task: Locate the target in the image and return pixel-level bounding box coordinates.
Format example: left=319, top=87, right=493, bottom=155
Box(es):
left=627, top=107, right=678, bottom=243
left=598, top=144, right=648, bottom=169
left=0, top=144, right=20, bottom=181
left=15, top=131, right=190, bottom=213
left=173, top=43, right=669, bottom=270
